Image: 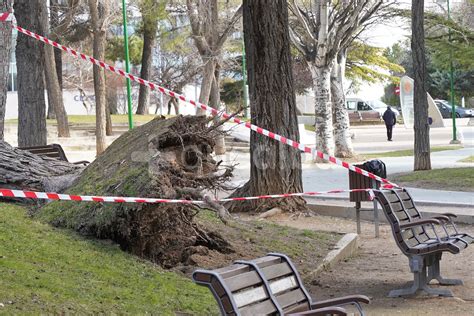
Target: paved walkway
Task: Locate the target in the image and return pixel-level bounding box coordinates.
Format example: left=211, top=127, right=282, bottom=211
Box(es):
left=222, top=146, right=473, bottom=205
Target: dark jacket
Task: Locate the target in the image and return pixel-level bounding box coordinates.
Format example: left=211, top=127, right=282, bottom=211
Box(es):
left=383, top=108, right=397, bottom=126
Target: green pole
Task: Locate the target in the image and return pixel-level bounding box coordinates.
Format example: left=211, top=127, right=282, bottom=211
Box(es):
left=242, top=37, right=249, bottom=118
left=122, top=0, right=134, bottom=130
left=447, top=0, right=457, bottom=143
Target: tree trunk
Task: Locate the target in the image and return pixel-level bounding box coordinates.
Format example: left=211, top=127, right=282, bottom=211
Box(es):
left=44, top=44, right=70, bottom=137
left=37, top=116, right=233, bottom=268
left=105, top=101, right=113, bottom=136
left=210, top=66, right=226, bottom=155
left=54, top=47, right=63, bottom=89
left=310, top=64, right=334, bottom=158
left=15, top=0, right=48, bottom=147
left=107, top=77, right=118, bottom=115
left=411, top=0, right=431, bottom=171
left=229, top=0, right=305, bottom=213
left=197, top=59, right=216, bottom=115
left=50, top=0, right=63, bottom=90
left=0, top=0, right=12, bottom=141
left=46, top=89, right=56, bottom=119
left=136, top=24, right=156, bottom=115
left=0, top=140, right=82, bottom=193
left=331, top=50, right=353, bottom=158
left=89, top=0, right=108, bottom=155
left=44, top=0, right=69, bottom=138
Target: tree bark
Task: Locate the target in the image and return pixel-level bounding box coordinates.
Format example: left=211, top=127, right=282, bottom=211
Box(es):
left=411, top=0, right=431, bottom=170
left=229, top=0, right=305, bottom=213
left=331, top=50, right=354, bottom=157
left=46, top=88, right=56, bottom=119
left=106, top=76, right=118, bottom=115
left=89, top=0, right=109, bottom=155
left=136, top=23, right=156, bottom=115
left=44, top=0, right=69, bottom=139
left=210, top=66, right=226, bottom=155
left=105, top=101, right=113, bottom=136
left=15, top=0, right=48, bottom=147
left=0, top=0, right=12, bottom=141
left=310, top=64, right=335, bottom=158
left=44, top=45, right=70, bottom=137
left=197, top=59, right=216, bottom=115
left=0, top=140, right=82, bottom=193
left=37, top=116, right=233, bottom=268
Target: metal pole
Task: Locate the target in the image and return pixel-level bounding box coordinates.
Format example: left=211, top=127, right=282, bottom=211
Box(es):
left=242, top=37, right=249, bottom=118
left=447, top=0, right=457, bottom=143
left=122, top=0, right=134, bottom=129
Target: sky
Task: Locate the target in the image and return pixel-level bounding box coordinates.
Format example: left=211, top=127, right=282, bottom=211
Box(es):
left=349, top=0, right=461, bottom=102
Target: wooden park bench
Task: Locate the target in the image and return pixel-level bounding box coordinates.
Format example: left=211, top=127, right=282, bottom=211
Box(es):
left=374, top=189, right=472, bottom=297
left=348, top=112, right=362, bottom=123
left=18, top=144, right=89, bottom=166
left=359, top=112, right=381, bottom=122
left=193, top=253, right=370, bottom=315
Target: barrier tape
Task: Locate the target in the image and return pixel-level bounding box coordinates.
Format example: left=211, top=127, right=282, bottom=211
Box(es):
left=0, top=12, right=9, bottom=22
left=0, top=188, right=374, bottom=204
left=1, top=12, right=396, bottom=188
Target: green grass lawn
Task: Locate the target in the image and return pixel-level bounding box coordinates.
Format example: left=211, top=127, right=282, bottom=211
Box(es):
left=392, top=167, right=474, bottom=191
left=7, top=115, right=163, bottom=126
left=0, top=203, right=218, bottom=315
left=365, top=145, right=463, bottom=158
left=459, top=155, right=474, bottom=163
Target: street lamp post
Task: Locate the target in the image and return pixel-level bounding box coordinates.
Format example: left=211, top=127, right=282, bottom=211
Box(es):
left=446, top=0, right=459, bottom=144
left=122, top=0, right=134, bottom=130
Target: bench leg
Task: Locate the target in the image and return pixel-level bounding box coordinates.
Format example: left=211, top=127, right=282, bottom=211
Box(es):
left=427, top=258, right=463, bottom=286
left=388, top=256, right=454, bottom=298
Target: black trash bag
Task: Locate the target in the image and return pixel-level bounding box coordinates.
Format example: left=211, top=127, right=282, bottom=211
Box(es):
left=362, top=159, right=387, bottom=179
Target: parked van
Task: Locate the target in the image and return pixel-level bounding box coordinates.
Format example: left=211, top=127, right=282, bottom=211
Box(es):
left=346, top=98, right=400, bottom=117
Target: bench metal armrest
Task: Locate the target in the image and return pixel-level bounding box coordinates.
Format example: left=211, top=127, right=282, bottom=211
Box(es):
left=311, top=295, right=370, bottom=309
left=431, top=215, right=451, bottom=223
left=442, top=212, right=457, bottom=218
left=399, top=218, right=440, bottom=229
left=289, top=306, right=347, bottom=316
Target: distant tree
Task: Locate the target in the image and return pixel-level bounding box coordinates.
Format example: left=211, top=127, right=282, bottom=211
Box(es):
left=89, top=0, right=111, bottom=155
left=15, top=0, right=48, bottom=147
left=0, top=0, right=12, bottom=141
left=106, top=35, right=144, bottom=66
left=229, top=0, right=305, bottom=213
left=346, top=41, right=404, bottom=91
left=412, top=0, right=431, bottom=171
left=186, top=0, right=242, bottom=154
left=43, top=0, right=70, bottom=138
left=136, top=0, right=167, bottom=115
left=289, top=0, right=384, bottom=158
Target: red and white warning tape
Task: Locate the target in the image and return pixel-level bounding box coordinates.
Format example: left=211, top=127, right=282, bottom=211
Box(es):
left=0, top=11, right=9, bottom=22
left=0, top=188, right=374, bottom=204
left=1, top=12, right=396, bottom=188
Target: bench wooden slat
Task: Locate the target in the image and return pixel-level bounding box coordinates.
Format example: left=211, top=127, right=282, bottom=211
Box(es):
left=240, top=299, right=276, bottom=316
left=217, top=256, right=281, bottom=279
left=226, top=262, right=293, bottom=292
left=234, top=285, right=267, bottom=308
left=276, top=288, right=307, bottom=310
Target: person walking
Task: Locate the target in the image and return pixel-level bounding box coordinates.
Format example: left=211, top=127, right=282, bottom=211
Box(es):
left=382, top=106, right=397, bottom=141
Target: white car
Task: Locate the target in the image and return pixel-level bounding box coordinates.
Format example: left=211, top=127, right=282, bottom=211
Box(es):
left=346, top=98, right=400, bottom=116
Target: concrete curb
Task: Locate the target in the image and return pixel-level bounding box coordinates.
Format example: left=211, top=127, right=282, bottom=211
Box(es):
left=310, top=233, right=359, bottom=278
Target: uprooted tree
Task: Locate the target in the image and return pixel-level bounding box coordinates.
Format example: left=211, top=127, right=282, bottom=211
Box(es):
left=20, top=116, right=233, bottom=268
left=0, top=141, right=83, bottom=193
